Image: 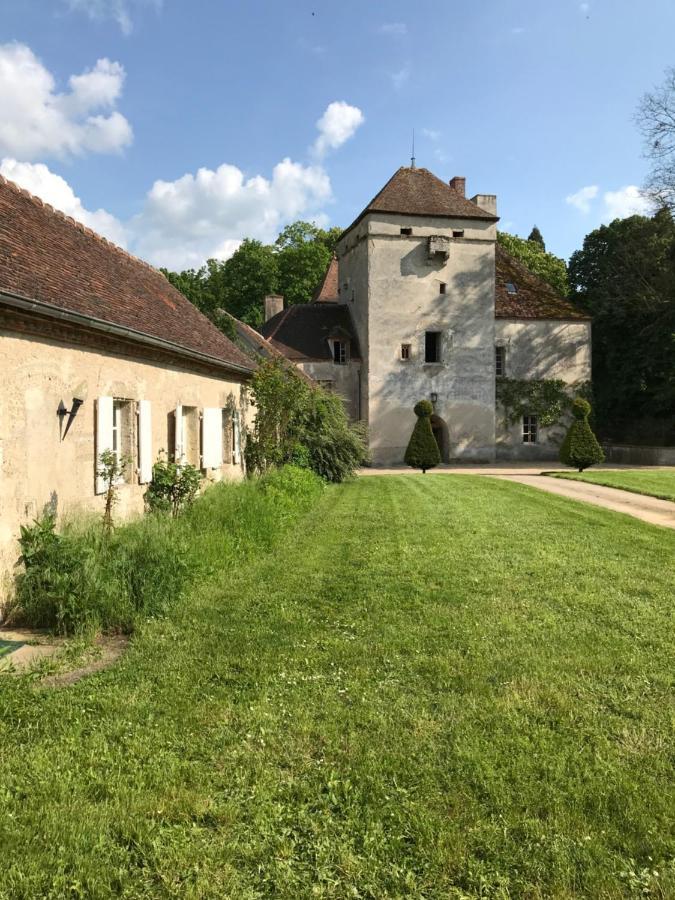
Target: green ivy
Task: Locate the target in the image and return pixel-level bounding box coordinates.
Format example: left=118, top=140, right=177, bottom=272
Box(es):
left=496, top=377, right=572, bottom=427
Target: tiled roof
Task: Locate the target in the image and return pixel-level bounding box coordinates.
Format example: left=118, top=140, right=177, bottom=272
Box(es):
left=260, top=303, right=361, bottom=362
left=312, top=254, right=339, bottom=302
left=0, top=175, right=253, bottom=372
left=343, top=166, right=498, bottom=237
left=495, top=245, right=589, bottom=320
left=225, top=312, right=315, bottom=384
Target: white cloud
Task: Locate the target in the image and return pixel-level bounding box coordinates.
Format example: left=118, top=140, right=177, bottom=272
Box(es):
left=566, top=184, right=599, bottom=213
left=132, top=159, right=333, bottom=269
left=602, top=185, right=651, bottom=221
left=64, top=0, right=161, bottom=35
left=0, top=158, right=127, bottom=246
left=390, top=65, right=411, bottom=90
left=312, top=101, right=365, bottom=158
left=579, top=2, right=590, bottom=14
left=0, top=43, right=132, bottom=160
left=422, top=128, right=441, bottom=141
left=378, top=22, right=407, bottom=36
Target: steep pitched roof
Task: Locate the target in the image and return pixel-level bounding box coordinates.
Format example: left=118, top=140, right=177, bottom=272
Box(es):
left=312, top=254, right=339, bottom=302
left=495, top=245, right=589, bottom=320
left=224, top=312, right=315, bottom=385
left=342, top=166, right=498, bottom=237
left=260, top=303, right=361, bottom=362
left=0, top=175, right=253, bottom=373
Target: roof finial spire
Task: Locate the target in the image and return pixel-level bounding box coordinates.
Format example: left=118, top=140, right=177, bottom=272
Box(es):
left=410, top=128, right=416, bottom=169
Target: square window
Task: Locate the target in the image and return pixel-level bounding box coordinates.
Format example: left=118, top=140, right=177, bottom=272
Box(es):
left=425, top=331, right=441, bottom=364
left=522, top=415, right=538, bottom=444
left=495, top=345, right=506, bottom=377
left=400, top=227, right=412, bottom=236
left=453, top=230, right=464, bottom=238
left=401, top=343, right=411, bottom=361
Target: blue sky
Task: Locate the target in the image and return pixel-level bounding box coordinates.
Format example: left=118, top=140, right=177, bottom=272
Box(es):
left=1, top=0, right=673, bottom=269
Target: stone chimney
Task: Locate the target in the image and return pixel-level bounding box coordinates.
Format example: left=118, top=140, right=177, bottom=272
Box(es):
left=264, top=294, right=284, bottom=322
left=470, top=194, right=498, bottom=216
left=449, top=176, right=466, bottom=198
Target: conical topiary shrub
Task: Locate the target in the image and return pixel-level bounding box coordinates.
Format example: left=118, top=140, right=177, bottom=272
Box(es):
left=404, top=400, right=441, bottom=473
left=559, top=396, right=605, bottom=472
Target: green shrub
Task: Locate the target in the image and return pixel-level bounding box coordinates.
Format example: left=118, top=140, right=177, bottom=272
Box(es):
left=11, top=466, right=323, bottom=636
left=246, top=358, right=368, bottom=483
left=404, top=401, right=441, bottom=473
left=560, top=397, right=605, bottom=472
left=145, top=454, right=202, bottom=516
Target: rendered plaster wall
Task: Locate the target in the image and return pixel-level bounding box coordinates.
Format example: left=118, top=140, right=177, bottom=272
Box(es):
left=336, top=223, right=370, bottom=426
left=297, top=359, right=362, bottom=420
left=494, top=318, right=592, bottom=459
left=0, top=328, right=249, bottom=592
left=360, top=213, right=498, bottom=465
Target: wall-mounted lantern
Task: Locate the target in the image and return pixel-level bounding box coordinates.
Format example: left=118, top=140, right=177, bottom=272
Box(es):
left=57, top=382, right=88, bottom=441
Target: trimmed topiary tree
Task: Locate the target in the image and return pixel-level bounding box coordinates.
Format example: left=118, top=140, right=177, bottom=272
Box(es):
left=559, top=397, right=605, bottom=472
left=404, top=400, right=441, bottom=473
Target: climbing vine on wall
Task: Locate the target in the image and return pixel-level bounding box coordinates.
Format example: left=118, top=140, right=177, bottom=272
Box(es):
left=496, top=377, right=572, bottom=427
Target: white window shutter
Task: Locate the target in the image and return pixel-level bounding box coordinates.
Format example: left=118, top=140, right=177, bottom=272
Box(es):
left=138, top=400, right=153, bottom=483
left=96, top=396, right=113, bottom=494
left=202, top=407, right=223, bottom=469
left=174, top=404, right=184, bottom=463
left=233, top=411, right=241, bottom=465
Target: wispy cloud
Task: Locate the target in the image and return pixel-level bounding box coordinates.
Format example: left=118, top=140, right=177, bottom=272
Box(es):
left=566, top=183, right=651, bottom=220
left=64, top=0, right=162, bottom=35
left=566, top=184, right=599, bottom=213
left=579, top=2, right=590, bottom=14
left=390, top=65, right=411, bottom=90
left=511, top=26, right=526, bottom=35
left=378, top=22, right=407, bottom=36
left=422, top=128, right=441, bottom=142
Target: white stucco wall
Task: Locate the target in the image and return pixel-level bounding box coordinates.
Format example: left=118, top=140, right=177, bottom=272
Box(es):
left=494, top=318, right=592, bottom=459
left=339, top=213, right=498, bottom=465
left=297, top=359, right=361, bottom=420
left=0, top=328, right=249, bottom=592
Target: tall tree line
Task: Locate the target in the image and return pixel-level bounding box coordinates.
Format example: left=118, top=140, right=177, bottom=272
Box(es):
left=161, top=221, right=342, bottom=328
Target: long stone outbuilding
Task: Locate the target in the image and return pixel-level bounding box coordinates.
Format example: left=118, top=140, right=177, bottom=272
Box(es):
left=0, top=175, right=255, bottom=592
left=261, top=165, right=592, bottom=465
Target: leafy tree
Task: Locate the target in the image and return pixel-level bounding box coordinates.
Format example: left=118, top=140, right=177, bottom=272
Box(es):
left=497, top=231, right=568, bottom=296
left=221, top=239, right=278, bottom=327
left=569, top=209, right=675, bottom=437
left=527, top=225, right=546, bottom=251
left=144, top=454, right=202, bottom=517
left=160, top=266, right=217, bottom=318
left=559, top=397, right=605, bottom=471
left=245, top=358, right=366, bottom=482
left=404, top=400, right=441, bottom=473
left=274, top=221, right=342, bottom=306
left=637, top=66, right=675, bottom=212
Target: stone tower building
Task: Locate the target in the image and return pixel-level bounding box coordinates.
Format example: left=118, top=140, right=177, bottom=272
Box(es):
left=261, top=166, right=591, bottom=465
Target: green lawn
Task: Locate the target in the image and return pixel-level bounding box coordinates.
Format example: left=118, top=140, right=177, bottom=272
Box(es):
left=552, top=468, right=675, bottom=502
left=2, top=475, right=675, bottom=898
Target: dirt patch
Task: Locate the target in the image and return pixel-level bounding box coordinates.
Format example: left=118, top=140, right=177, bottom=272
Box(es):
left=40, top=634, right=129, bottom=688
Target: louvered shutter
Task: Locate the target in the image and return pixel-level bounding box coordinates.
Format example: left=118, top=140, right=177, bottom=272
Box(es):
left=138, top=400, right=153, bottom=483
left=95, top=396, right=113, bottom=494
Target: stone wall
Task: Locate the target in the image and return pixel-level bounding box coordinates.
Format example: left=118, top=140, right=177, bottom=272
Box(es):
left=339, top=213, right=498, bottom=465
left=297, top=359, right=362, bottom=421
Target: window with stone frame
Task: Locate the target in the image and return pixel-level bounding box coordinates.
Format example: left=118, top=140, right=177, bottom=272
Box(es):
left=222, top=408, right=233, bottom=463
left=400, top=343, right=411, bottom=361
left=522, top=415, right=538, bottom=444
left=333, top=340, right=348, bottom=365
left=424, top=331, right=442, bottom=364
left=112, top=398, right=134, bottom=483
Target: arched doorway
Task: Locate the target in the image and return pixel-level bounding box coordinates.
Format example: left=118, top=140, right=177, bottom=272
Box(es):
left=430, top=414, right=449, bottom=463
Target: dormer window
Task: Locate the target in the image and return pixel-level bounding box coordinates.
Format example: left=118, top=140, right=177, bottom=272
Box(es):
left=333, top=340, right=348, bottom=365
left=506, top=282, right=518, bottom=294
